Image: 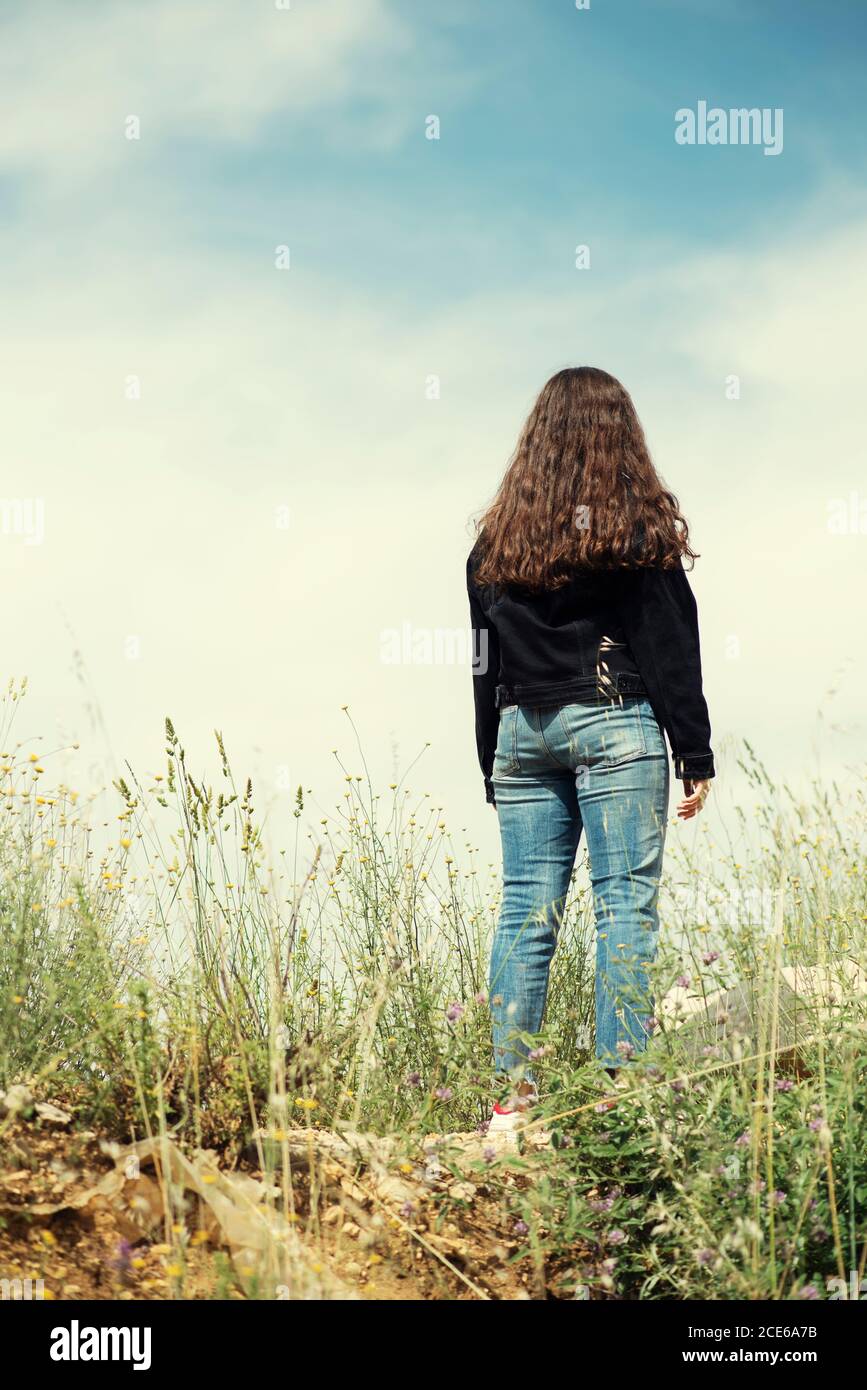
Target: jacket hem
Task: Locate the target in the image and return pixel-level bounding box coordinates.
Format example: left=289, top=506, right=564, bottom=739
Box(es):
left=495, top=672, right=647, bottom=708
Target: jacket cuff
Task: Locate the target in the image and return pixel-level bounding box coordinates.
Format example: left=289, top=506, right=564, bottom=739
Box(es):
left=484, top=777, right=496, bottom=805
left=673, top=753, right=715, bottom=780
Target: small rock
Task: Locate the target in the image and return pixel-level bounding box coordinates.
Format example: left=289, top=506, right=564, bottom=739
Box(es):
left=35, top=1102, right=73, bottom=1127
left=374, top=1175, right=416, bottom=1206
left=0, top=1084, right=34, bottom=1116
left=448, top=1181, right=476, bottom=1204
left=342, top=1221, right=361, bottom=1238
left=339, top=1177, right=367, bottom=1205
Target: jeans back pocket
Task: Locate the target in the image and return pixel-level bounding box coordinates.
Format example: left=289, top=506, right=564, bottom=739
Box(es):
left=493, top=705, right=521, bottom=776
left=598, top=700, right=647, bottom=766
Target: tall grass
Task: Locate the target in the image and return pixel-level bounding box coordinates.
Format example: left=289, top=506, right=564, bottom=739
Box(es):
left=1, top=685, right=864, bottom=1299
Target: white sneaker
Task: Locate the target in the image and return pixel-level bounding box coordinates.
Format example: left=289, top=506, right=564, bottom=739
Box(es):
left=487, top=1102, right=528, bottom=1135
left=487, top=1089, right=537, bottom=1135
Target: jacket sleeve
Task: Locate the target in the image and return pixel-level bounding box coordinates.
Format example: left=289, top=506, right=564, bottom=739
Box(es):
left=467, top=556, right=500, bottom=804
left=617, top=564, right=715, bottom=781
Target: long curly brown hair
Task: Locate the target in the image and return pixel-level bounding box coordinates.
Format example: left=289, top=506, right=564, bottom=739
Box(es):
left=474, top=366, right=695, bottom=590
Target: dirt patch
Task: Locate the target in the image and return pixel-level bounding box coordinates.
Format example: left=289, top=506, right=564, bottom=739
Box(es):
left=0, top=1112, right=555, bottom=1301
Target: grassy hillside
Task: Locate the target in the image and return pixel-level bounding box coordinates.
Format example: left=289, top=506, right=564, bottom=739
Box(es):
left=1, top=687, right=865, bottom=1301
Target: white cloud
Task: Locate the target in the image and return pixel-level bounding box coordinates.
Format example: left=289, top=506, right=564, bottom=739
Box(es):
left=0, top=0, right=412, bottom=178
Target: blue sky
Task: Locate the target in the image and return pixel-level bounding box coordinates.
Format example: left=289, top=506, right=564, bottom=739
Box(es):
left=132, top=0, right=867, bottom=292
left=1, top=0, right=865, bottom=856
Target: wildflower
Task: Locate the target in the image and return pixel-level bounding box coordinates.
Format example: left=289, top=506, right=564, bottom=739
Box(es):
left=528, top=1045, right=550, bottom=1062
left=589, top=1193, right=617, bottom=1214
left=615, top=1040, right=635, bottom=1060
left=775, top=1078, right=794, bottom=1092
left=797, top=1285, right=819, bottom=1301
left=112, top=1239, right=133, bottom=1275
left=483, top=1146, right=496, bottom=1164
left=445, top=1002, right=465, bottom=1023
left=696, top=1248, right=716, bottom=1267
left=474, top=991, right=487, bottom=1006
left=405, top=1071, right=421, bottom=1088
left=434, top=1086, right=453, bottom=1102
left=607, top=1229, right=627, bottom=1246
left=676, top=974, right=691, bottom=989
left=772, top=1190, right=786, bottom=1207
left=702, top=950, right=720, bottom=965
left=399, top=1201, right=415, bottom=1220
left=513, top=1219, right=529, bottom=1237
left=735, top=1130, right=751, bottom=1147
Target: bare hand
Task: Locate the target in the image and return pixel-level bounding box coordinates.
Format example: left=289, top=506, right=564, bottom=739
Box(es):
left=677, top=778, right=711, bottom=821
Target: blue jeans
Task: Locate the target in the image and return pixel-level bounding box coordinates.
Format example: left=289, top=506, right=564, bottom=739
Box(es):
left=490, top=698, right=669, bottom=1073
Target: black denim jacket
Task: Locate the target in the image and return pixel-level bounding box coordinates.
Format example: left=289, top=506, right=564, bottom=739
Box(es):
left=468, top=545, right=715, bottom=803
